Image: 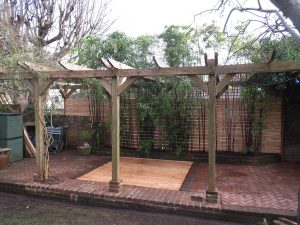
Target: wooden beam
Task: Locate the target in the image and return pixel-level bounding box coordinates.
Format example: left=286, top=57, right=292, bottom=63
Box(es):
left=65, top=89, right=77, bottom=99
left=105, top=58, right=128, bottom=85
left=39, top=79, right=56, bottom=96
left=189, top=75, right=208, bottom=95
left=59, top=88, right=67, bottom=99
left=118, top=77, right=140, bottom=95
left=98, top=78, right=112, bottom=96
left=45, top=70, right=114, bottom=79
left=109, top=75, right=122, bottom=192
left=2, top=60, right=300, bottom=80
left=24, top=80, right=34, bottom=95
left=216, top=74, right=235, bottom=98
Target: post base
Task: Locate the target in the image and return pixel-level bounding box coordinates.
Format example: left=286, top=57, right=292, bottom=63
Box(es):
left=191, top=189, right=221, bottom=204
left=205, top=190, right=219, bottom=203
left=109, top=179, right=123, bottom=193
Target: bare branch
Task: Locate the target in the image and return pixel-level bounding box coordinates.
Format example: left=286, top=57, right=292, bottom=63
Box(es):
left=0, top=0, right=114, bottom=58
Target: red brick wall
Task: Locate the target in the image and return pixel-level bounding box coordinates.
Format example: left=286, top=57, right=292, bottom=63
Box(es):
left=52, top=115, right=91, bottom=148
left=64, top=98, right=90, bottom=116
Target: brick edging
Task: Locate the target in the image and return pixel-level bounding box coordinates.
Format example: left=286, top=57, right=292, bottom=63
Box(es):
left=0, top=181, right=297, bottom=224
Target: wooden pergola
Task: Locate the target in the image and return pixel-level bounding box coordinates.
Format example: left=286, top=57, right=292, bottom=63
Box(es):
left=1, top=55, right=300, bottom=202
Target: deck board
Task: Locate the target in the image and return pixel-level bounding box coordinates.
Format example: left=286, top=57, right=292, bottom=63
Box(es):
left=77, top=157, right=193, bottom=190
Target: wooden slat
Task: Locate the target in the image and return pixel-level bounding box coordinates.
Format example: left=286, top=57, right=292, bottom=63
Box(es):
left=23, top=127, right=36, bottom=157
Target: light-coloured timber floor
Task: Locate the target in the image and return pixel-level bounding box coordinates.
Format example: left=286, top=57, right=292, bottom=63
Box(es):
left=77, top=157, right=193, bottom=190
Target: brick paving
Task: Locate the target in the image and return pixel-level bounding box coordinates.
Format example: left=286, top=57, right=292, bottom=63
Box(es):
left=184, top=162, right=300, bottom=211
left=0, top=150, right=299, bottom=218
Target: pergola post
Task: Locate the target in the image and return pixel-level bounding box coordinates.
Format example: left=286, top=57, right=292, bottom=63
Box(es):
left=206, top=56, right=218, bottom=203
left=207, top=73, right=216, bottom=192
left=29, top=79, right=50, bottom=181
left=109, top=75, right=123, bottom=192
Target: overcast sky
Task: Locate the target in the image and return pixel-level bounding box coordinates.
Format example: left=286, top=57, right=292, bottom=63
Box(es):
left=109, top=0, right=218, bottom=37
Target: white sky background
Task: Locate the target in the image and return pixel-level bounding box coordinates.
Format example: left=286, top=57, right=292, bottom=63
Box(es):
left=109, top=0, right=218, bottom=37
left=109, top=0, right=277, bottom=38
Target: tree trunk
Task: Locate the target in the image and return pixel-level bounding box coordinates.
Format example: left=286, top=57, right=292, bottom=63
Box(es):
left=270, top=0, right=300, bottom=33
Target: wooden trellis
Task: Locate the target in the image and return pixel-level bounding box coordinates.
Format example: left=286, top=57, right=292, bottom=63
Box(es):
left=1, top=55, right=300, bottom=199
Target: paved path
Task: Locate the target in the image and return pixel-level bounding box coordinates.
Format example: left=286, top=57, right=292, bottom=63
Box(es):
left=0, top=151, right=299, bottom=215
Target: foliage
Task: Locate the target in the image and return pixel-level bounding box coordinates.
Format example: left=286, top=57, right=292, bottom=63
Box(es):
left=197, top=23, right=226, bottom=54
left=133, top=78, right=194, bottom=156
left=84, top=78, right=109, bottom=152
left=157, top=78, right=194, bottom=156
left=240, top=85, right=267, bottom=154
left=138, top=139, right=153, bottom=155
left=80, top=129, right=92, bottom=143
left=232, top=36, right=300, bottom=97
left=0, top=14, right=55, bottom=112
left=76, top=32, right=158, bottom=69
left=159, top=25, right=199, bottom=67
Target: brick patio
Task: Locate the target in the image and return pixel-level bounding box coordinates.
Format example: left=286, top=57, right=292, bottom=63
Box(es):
left=0, top=151, right=299, bottom=220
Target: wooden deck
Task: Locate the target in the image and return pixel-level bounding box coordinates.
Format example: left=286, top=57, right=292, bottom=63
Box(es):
left=78, top=157, right=193, bottom=190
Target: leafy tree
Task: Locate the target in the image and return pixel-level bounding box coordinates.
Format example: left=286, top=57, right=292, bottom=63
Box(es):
left=76, top=32, right=158, bottom=68
left=159, top=25, right=198, bottom=67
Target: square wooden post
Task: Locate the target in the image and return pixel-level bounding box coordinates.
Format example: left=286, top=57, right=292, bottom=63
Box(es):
left=109, top=76, right=122, bottom=192
left=31, top=80, right=49, bottom=181
left=207, top=74, right=216, bottom=193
